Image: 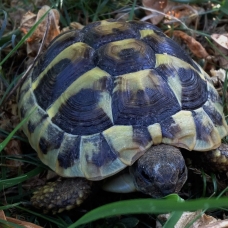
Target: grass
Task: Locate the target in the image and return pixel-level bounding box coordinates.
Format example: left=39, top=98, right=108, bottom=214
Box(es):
left=1, top=0, right=228, bottom=227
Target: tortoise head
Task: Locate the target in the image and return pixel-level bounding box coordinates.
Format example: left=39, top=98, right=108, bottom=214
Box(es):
left=130, top=144, right=187, bottom=198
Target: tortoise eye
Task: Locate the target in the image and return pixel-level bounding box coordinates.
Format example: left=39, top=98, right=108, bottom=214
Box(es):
left=140, top=169, right=151, bottom=182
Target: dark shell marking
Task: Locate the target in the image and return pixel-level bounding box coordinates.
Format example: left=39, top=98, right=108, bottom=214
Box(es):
left=18, top=20, right=228, bottom=180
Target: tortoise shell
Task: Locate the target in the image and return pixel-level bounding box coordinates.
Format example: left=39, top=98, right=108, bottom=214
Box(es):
left=18, top=19, right=228, bottom=180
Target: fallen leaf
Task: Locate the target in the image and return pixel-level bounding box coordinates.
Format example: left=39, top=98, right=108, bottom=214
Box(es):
left=165, top=4, right=204, bottom=26
left=211, top=33, right=228, bottom=69
left=20, top=5, right=60, bottom=57
left=0, top=210, right=6, bottom=220
left=4, top=139, right=23, bottom=168
left=157, top=211, right=228, bottom=228
left=142, top=0, right=168, bottom=25
left=0, top=210, right=43, bottom=228
left=141, top=2, right=204, bottom=27
left=198, top=215, right=228, bottom=228
left=172, top=30, right=209, bottom=59
left=6, top=216, right=43, bottom=228
left=61, top=22, right=84, bottom=33
left=210, top=69, right=227, bottom=83
left=210, top=68, right=227, bottom=99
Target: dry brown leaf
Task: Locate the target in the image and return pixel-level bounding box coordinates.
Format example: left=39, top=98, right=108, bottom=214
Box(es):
left=210, top=69, right=227, bottom=97
left=172, top=30, right=209, bottom=59
left=211, top=33, right=228, bottom=69
left=20, top=5, right=60, bottom=57
left=141, top=1, right=203, bottom=27
left=4, top=139, right=23, bottom=168
left=198, top=219, right=228, bottom=228
left=197, top=214, right=228, bottom=228
left=115, top=12, right=130, bottom=21
left=6, top=216, right=43, bottom=228
left=210, top=69, right=226, bottom=83
left=194, top=213, right=217, bottom=227
left=61, top=22, right=84, bottom=33
left=0, top=210, right=43, bottom=228
left=20, top=11, right=37, bottom=34
left=34, top=0, right=50, bottom=6
left=0, top=210, right=6, bottom=220
left=165, top=4, right=204, bottom=26
left=0, top=93, right=20, bottom=133
left=9, top=8, right=26, bottom=28
left=157, top=211, right=203, bottom=228
left=156, top=211, right=228, bottom=228
left=142, top=0, right=168, bottom=25
left=143, top=0, right=168, bottom=12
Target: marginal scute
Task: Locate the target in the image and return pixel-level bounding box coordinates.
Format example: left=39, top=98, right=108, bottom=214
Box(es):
left=161, top=111, right=196, bottom=150
left=17, top=75, right=30, bottom=104
left=102, top=125, right=152, bottom=166
left=80, top=133, right=125, bottom=180
left=38, top=123, right=64, bottom=154
left=55, top=134, right=84, bottom=177
left=203, top=100, right=223, bottom=126
left=192, top=108, right=221, bottom=151
left=207, top=82, right=221, bottom=103
left=202, top=99, right=228, bottom=139
left=17, top=77, right=38, bottom=137
left=57, top=135, right=81, bottom=169
left=147, top=123, right=162, bottom=145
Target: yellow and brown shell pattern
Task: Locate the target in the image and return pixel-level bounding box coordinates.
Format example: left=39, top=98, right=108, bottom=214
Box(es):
left=18, top=20, right=228, bottom=180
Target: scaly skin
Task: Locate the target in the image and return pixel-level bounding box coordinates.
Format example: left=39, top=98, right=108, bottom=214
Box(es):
left=31, top=178, right=92, bottom=214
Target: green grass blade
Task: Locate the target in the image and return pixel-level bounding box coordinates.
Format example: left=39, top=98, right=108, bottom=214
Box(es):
left=0, top=10, right=7, bottom=39
left=0, top=203, right=21, bottom=210
left=0, top=74, right=20, bottom=106
left=129, top=0, right=137, bottom=20
left=93, top=0, right=109, bottom=21
left=217, top=186, right=228, bottom=198
left=0, top=128, right=27, bottom=141
left=69, top=197, right=228, bottom=227
left=0, top=29, right=21, bottom=47
left=169, top=0, right=209, bottom=3
left=0, top=107, right=36, bottom=152
left=211, top=173, right=218, bottom=195
left=0, top=166, right=44, bottom=191
left=0, top=7, right=52, bottom=67
left=185, top=211, right=204, bottom=228
left=0, top=219, right=24, bottom=228
left=220, top=0, right=228, bottom=15
left=222, top=71, right=228, bottom=115
left=201, top=170, right=207, bottom=197
left=163, top=211, right=183, bottom=228
left=16, top=206, right=68, bottom=227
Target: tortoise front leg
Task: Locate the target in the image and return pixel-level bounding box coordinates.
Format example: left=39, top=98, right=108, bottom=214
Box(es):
left=201, top=143, right=228, bottom=172
left=31, top=178, right=92, bottom=214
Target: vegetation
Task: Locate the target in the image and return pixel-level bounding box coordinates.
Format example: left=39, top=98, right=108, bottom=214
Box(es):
left=1, top=0, right=228, bottom=227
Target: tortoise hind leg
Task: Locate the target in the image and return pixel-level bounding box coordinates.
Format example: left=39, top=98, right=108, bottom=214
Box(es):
left=31, top=178, right=92, bottom=214
left=201, top=143, right=228, bottom=172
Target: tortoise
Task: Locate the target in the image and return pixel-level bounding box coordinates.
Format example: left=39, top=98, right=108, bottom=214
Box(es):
left=17, top=19, right=228, bottom=213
